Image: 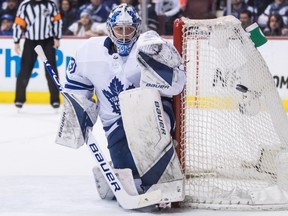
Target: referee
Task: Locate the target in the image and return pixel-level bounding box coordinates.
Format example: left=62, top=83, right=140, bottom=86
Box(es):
left=13, top=0, right=62, bottom=109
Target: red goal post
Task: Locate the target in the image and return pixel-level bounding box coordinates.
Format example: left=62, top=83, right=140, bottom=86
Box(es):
left=173, top=18, right=185, bottom=172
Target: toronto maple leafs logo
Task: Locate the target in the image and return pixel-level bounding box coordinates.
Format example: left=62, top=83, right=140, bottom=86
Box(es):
left=102, top=77, right=135, bottom=114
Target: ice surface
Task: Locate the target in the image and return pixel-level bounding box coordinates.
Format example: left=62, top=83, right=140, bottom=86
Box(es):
left=0, top=104, right=287, bottom=216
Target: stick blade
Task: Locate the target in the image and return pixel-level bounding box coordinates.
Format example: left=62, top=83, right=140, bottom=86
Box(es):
left=34, top=45, right=47, bottom=62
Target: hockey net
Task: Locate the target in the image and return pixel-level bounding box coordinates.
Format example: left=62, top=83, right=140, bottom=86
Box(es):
left=173, top=16, right=288, bottom=210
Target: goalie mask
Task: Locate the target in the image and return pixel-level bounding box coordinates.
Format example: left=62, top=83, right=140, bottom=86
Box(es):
left=106, top=3, right=141, bottom=56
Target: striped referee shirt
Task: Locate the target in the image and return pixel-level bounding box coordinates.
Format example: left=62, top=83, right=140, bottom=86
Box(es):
left=13, top=0, right=62, bottom=43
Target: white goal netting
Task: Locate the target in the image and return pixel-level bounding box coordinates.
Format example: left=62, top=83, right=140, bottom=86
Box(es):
left=174, top=16, right=288, bottom=210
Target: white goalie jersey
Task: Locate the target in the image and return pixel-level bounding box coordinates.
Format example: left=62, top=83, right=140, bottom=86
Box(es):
left=64, top=31, right=186, bottom=137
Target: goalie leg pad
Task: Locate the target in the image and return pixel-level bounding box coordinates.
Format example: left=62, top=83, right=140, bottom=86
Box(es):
left=92, top=166, right=140, bottom=200
left=55, top=93, right=99, bottom=148
left=119, top=88, right=184, bottom=202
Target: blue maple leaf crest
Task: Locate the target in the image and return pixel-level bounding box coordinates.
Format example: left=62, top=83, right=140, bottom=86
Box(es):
left=102, top=77, right=134, bottom=114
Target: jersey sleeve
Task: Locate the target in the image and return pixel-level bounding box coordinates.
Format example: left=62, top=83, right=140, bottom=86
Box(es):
left=51, top=1, right=62, bottom=39
left=64, top=56, right=95, bottom=99
left=13, top=2, right=26, bottom=43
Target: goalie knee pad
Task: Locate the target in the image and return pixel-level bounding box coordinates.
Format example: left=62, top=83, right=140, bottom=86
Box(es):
left=55, top=93, right=99, bottom=148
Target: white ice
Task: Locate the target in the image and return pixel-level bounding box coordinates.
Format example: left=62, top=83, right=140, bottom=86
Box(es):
left=0, top=104, right=287, bottom=216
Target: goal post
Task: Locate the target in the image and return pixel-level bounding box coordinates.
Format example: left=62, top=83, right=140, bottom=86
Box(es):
left=173, top=16, right=288, bottom=210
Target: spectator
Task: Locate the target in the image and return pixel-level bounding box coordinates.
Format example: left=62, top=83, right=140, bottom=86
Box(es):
left=105, top=0, right=119, bottom=9
left=246, top=0, right=273, bottom=18
left=223, top=0, right=257, bottom=20
left=0, top=13, right=13, bottom=35
left=263, top=13, right=285, bottom=36
left=1, top=0, right=6, bottom=11
left=119, top=0, right=133, bottom=5
left=0, top=0, right=18, bottom=20
left=154, top=0, right=184, bottom=35
left=257, top=0, right=288, bottom=28
left=70, top=0, right=82, bottom=8
left=239, top=9, right=253, bottom=29
left=136, top=0, right=160, bottom=33
left=77, top=0, right=110, bottom=23
left=60, top=0, right=77, bottom=35
left=184, top=0, right=216, bottom=19
left=67, top=10, right=107, bottom=37
left=216, top=0, right=226, bottom=11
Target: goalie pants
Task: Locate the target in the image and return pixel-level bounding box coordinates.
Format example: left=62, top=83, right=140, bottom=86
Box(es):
left=107, top=97, right=175, bottom=187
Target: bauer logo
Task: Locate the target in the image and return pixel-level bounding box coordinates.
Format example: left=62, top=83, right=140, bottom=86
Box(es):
left=146, top=83, right=169, bottom=89
left=154, top=101, right=166, bottom=135
left=89, top=143, right=121, bottom=192
left=58, top=112, right=66, bottom=137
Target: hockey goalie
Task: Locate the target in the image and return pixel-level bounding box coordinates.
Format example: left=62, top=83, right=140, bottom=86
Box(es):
left=55, top=3, right=186, bottom=208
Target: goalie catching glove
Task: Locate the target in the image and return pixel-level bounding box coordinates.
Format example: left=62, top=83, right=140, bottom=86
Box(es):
left=55, top=92, right=99, bottom=149
left=136, top=31, right=185, bottom=96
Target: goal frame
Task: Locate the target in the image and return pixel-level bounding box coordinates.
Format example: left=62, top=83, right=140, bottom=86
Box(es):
left=172, top=17, right=288, bottom=210
left=173, top=18, right=185, bottom=173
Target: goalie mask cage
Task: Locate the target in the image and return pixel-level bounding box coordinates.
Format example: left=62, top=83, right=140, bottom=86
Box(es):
left=172, top=16, right=288, bottom=210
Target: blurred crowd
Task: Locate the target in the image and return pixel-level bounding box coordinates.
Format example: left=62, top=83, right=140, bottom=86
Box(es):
left=1, top=0, right=288, bottom=37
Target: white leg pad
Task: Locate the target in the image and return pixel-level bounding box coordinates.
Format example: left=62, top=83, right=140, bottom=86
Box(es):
left=119, top=87, right=171, bottom=175
left=119, top=87, right=184, bottom=202
left=92, top=166, right=139, bottom=200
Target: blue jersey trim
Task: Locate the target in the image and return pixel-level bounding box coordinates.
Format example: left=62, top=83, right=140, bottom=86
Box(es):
left=64, top=84, right=94, bottom=91
left=66, top=75, right=94, bottom=90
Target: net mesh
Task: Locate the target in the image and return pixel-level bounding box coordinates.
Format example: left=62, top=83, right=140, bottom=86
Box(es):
left=176, top=16, right=288, bottom=209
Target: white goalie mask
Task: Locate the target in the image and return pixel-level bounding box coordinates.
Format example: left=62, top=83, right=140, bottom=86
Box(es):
left=106, top=4, right=142, bottom=56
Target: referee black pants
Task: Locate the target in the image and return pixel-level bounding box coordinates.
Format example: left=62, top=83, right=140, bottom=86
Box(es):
left=15, top=37, right=60, bottom=105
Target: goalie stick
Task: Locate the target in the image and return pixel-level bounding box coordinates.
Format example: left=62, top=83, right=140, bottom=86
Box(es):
left=34, top=45, right=162, bottom=210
